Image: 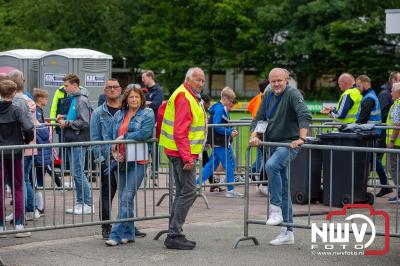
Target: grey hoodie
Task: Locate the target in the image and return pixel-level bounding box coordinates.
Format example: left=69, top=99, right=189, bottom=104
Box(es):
left=63, top=91, right=92, bottom=142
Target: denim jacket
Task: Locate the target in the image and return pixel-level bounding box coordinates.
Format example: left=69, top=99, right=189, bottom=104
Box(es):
left=112, top=107, right=155, bottom=144
left=90, top=102, right=115, bottom=164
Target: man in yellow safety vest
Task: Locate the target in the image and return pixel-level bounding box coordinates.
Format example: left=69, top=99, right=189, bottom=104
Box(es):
left=159, top=67, right=206, bottom=250
left=386, top=82, right=400, bottom=203
left=320, top=73, right=362, bottom=123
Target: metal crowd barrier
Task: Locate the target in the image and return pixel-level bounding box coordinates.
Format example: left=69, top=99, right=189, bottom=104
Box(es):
left=234, top=142, right=400, bottom=248
left=0, top=139, right=171, bottom=237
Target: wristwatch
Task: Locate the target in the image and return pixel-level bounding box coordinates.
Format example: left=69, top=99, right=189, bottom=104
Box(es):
left=299, top=137, right=306, bottom=143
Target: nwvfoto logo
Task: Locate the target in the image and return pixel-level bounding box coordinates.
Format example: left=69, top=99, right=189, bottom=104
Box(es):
left=311, top=204, right=390, bottom=256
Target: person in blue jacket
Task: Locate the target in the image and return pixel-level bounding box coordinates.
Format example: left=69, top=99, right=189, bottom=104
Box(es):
left=196, top=87, right=243, bottom=198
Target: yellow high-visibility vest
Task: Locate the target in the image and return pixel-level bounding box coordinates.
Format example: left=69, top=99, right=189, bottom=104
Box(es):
left=159, top=84, right=206, bottom=155
left=386, top=98, right=400, bottom=146
left=334, top=88, right=362, bottom=123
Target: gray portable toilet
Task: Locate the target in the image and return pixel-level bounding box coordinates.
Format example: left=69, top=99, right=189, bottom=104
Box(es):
left=0, top=49, right=47, bottom=94
left=39, top=48, right=113, bottom=115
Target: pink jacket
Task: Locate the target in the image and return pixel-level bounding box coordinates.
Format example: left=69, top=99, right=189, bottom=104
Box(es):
left=23, top=95, right=39, bottom=157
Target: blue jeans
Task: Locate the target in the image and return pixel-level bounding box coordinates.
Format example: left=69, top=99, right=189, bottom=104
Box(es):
left=199, top=146, right=236, bottom=191
left=24, top=156, right=35, bottom=212
left=251, top=147, right=267, bottom=181
left=109, top=162, right=145, bottom=242
left=265, top=147, right=299, bottom=228
left=69, top=147, right=92, bottom=206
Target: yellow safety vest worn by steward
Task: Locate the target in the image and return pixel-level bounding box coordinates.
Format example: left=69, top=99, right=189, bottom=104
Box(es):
left=159, top=84, right=206, bottom=155
left=386, top=98, right=400, bottom=146
left=334, top=88, right=362, bottom=123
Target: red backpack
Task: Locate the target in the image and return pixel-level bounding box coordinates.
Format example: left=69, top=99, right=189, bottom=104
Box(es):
left=156, top=101, right=168, bottom=139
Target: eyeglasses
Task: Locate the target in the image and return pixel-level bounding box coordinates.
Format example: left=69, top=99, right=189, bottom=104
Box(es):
left=105, top=85, right=121, bottom=90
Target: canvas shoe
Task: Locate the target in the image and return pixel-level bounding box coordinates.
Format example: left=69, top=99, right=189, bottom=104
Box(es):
left=25, top=209, right=41, bottom=221
left=14, top=224, right=31, bottom=238
left=70, top=204, right=95, bottom=215
left=256, top=185, right=268, bottom=196
left=5, top=213, right=13, bottom=222
left=269, top=228, right=294, bottom=246
left=66, top=204, right=83, bottom=214
left=35, top=191, right=44, bottom=211
left=225, top=190, right=244, bottom=198
left=105, top=239, right=119, bottom=246
left=266, top=204, right=283, bottom=226
left=121, top=238, right=135, bottom=244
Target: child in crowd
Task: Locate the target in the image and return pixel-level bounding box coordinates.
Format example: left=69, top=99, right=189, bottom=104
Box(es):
left=0, top=80, right=34, bottom=237
left=197, top=87, right=243, bottom=198
left=8, top=70, right=40, bottom=221
left=32, top=88, right=53, bottom=214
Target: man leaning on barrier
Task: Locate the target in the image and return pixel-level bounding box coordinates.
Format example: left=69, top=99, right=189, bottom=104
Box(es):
left=249, top=67, right=312, bottom=246
left=159, top=67, right=206, bottom=250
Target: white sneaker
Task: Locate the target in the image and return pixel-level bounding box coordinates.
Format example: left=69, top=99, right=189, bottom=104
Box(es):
left=69, top=204, right=95, bottom=215
left=225, top=190, right=244, bottom=198
left=35, top=191, right=44, bottom=211
left=266, top=204, right=283, bottom=226
left=66, top=204, right=83, bottom=214
left=256, top=185, right=268, bottom=196
left=26, top=209, right=41, bottom=221
left=269, top=229, right=294, bottom=246
left=5, top=213, right=13, bottom=222
left=105, top=239, right=118, bottom=246
left=234, top=175, right=245, bottom=182
left=121, top=238, right=134, bottom=244
left=14, top=224, right=31, bottom=238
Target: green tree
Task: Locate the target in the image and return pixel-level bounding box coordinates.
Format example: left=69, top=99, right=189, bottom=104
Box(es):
left=258, top=0, right=400, bottom=95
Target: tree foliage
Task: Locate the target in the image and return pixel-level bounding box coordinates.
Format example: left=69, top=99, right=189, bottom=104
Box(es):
left=0, top=0, right=399, bottom=96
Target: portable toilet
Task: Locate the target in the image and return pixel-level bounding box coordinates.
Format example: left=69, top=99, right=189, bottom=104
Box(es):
left=39, top=48, right=113, bottom=114
left=0, top=49, right=47, bottom=94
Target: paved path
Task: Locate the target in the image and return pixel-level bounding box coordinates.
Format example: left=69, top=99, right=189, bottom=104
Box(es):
left=1, top=176, right=400, bottom=265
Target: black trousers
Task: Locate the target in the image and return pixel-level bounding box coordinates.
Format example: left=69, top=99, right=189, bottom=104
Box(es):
left=100, top=163, right=117, bottom=225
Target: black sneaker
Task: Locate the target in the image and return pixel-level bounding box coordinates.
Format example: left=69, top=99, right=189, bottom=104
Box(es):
left=54, top=174, right=62, bottom=187
left=210, top=186, right=219, bottom=192
left=135, top=227, right=146, bottom=237
left=164, top=235, right=196, bottom=250
left=181, top=235, right=196, bottom=246
left=102, top=225, right=111, bottom=240
left=376, top=188, right=393, bottom=197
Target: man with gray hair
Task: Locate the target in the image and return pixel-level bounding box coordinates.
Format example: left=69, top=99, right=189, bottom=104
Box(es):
left=386, top=82, right=400, bottom=203
left=159, top=67, right=206, bottom=250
